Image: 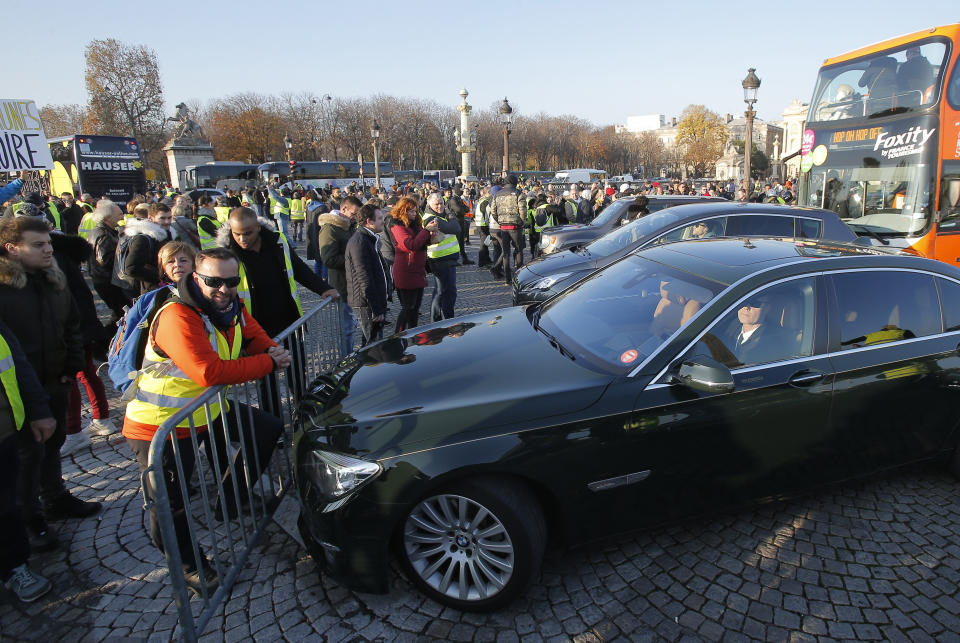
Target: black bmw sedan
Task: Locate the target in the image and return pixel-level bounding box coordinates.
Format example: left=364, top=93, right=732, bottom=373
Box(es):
left=537, top=194, right=723, bottom=255
left=294, top=238, right=960, bottom=611
left=514, top=202, right=859, bottom=305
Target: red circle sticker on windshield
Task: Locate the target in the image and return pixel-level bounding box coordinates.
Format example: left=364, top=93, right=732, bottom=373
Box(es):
left=620, top=349, right=639, bottom=364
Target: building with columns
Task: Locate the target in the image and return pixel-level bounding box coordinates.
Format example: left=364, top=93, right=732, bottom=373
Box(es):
left=776, top=99, right=810, bottom=180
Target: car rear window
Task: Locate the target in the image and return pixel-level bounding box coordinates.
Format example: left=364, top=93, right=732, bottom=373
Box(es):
left=936, top=278, right=960, bottom=331
left=797, top=218, right=822, bottom=239
left=725, top=215, right=795, bottom=237
left=831, top=271, right=941, bottom=349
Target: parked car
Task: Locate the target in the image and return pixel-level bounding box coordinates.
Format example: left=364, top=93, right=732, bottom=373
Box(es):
left=294, top=237, right=960, bottom=611
left=538, top=195, right=723, bottom=255
left=514, top=202, right=860, bottom=305
left=187, top=188, right=226, bottom=203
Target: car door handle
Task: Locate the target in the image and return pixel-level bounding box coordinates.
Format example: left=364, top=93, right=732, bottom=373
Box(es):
left=789, top=370, right=826, bottom=386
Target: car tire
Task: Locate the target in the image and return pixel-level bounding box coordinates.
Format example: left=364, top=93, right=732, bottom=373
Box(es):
left=399, top=476, right=546, bottom=611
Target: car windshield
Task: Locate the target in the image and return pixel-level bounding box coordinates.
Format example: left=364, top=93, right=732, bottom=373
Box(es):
left=537, top=254, right=725, bottom=372
left=808, top=40, right=947, bottom=123
left=589, top=199, right=631, bottom=226
left=585, top=209, right=686, bottom=257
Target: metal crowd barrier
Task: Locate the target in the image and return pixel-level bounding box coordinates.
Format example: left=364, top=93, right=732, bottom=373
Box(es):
left=142, top=298, right=343, bottom=641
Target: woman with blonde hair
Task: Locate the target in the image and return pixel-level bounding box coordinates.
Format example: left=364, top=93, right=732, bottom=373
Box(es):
left=157, top=241, right=197, bottom=286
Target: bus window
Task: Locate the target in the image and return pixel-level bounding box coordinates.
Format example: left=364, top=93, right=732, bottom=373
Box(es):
left=809, top=41, right=947, bottom=122
left=949, top=57, right=960, bottom=109
left=938, top=170, right=960, bottom=232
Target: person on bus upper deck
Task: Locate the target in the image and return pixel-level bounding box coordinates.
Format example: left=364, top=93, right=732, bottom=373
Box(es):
left=897, top=47, right=935, bottom=101
left=858, top=56, right=898, bottom=102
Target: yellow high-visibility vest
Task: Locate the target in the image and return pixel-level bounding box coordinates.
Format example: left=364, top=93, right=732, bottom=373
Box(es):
left=0, top=334, right=26, bottom=430
left=123, top=302, right=242, bottom=428
left=422, top=212, right=460, bottom=259
left=236, top=232, right=302, bottom=317
left=289, top=198, right=305, bottom=221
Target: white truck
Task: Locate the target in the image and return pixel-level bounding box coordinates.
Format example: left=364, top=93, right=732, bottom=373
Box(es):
left=554, top=168, right=608, bottom=184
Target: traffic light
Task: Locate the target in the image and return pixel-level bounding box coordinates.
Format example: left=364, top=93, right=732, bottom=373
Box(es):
left=289, top=159, right=298, bottom=174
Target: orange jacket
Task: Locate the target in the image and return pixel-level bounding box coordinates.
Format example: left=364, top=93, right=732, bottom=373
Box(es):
left=122, top=303, right=277, bottom=441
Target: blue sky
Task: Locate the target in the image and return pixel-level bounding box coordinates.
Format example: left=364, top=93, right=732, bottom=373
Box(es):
left=10, top=1, right=958, bottom=126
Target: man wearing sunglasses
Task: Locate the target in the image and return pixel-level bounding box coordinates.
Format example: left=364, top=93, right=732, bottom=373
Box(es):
left=122, top=247, right=290, bottom=595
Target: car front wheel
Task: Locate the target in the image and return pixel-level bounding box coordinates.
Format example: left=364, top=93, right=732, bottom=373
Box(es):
left=400, top=477, right=546, bottom=611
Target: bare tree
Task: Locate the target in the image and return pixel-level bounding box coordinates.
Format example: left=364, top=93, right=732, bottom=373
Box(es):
left=84, top=39, right=167, bottom=152
left=38, top=104, right=89, bottom=137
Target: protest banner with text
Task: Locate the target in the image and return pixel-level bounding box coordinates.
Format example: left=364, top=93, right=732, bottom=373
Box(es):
left=0, top=99, right=54, bottom=171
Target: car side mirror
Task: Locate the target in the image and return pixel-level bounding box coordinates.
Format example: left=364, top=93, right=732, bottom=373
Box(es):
left=673, top=355, right=734, bottom=394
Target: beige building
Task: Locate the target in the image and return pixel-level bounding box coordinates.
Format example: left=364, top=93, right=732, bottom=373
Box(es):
left=776, top=99, right=810, bottom=180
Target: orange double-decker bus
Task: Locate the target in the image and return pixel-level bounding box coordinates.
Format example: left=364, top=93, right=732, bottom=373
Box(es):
left=797, top=23, right=960, bottom=264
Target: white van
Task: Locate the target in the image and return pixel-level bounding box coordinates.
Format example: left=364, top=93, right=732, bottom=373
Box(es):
left=554, top=168, right=608, bottom=184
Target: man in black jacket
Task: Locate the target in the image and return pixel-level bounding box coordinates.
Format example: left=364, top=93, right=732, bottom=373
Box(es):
left=423, top=193, right=462, bottom=321
left=219, top=207, right=336, bottom=338
left=345, top=204, right=388, bottom=345
left=57, top=193, right=85, bottom=236
left=318, top=197, right=360, bottom=355
left=0, top=216, right=100, bottom=554
left=86, top=201, right=130, bottom=323
left=445, top=188, right=474, bottom=265
left=115, top=202, right=175, bottom=297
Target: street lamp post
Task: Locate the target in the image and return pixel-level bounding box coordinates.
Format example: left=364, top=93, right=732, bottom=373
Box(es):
left=498, top=97, right=513, bottom=177
left=284, top=133, right=293, bottom=188
left=358, top=152, right=364, bottom=192
left=371, top=120, right=381, bottom=190
left=741, top=68, right=761, bottom=190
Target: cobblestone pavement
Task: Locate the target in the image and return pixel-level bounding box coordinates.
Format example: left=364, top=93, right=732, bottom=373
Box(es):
left=2, top=238, right=960, bottom=642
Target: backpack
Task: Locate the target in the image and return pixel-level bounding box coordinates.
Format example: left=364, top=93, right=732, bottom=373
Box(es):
left=112, top=233, right=157, bottom=289
left=111, top=233, right=136, bottom=289
left=107, top=285, right=177, bottom=393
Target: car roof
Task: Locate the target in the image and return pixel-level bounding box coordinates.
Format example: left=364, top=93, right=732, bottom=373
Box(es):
left=634, top=237, right=951, bottom=286
left=646, top=195, right=724, bottom=201
left=650, top=201, right=833, bottom=219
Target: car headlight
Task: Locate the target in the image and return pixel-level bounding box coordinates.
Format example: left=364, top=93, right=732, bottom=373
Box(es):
left=540, top=235, right=558, bottom=252
left=302, top=449, right=381, bottom=506
left=529, top=272, right=572, bottom=291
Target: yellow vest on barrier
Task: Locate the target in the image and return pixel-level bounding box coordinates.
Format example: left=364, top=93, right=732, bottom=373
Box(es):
left=236, top=232, right=303, bottom=317
left=0, top=334, right=26, bottom=430
left=124, top=302, right=241, bottom=428
left=422, top=213, right=460, bottom=259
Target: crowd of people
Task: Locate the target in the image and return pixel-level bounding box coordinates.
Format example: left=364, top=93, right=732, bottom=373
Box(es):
left=0, top=167, right=795, bottom=601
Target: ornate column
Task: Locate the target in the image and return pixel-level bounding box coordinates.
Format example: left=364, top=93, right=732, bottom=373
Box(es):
left=456, top=89, right=476, bottom=180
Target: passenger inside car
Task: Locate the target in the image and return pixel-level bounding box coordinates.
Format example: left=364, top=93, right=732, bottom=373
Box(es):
left=650, top=279, right=711, bottom=338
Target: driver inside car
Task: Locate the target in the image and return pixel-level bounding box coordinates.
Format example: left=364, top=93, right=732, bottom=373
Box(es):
left=731, top=295, right=789, bottom=366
